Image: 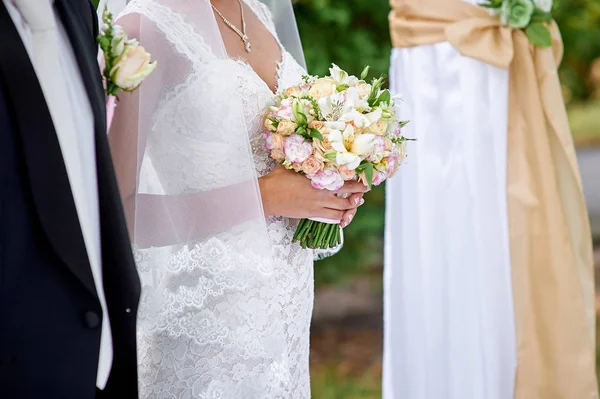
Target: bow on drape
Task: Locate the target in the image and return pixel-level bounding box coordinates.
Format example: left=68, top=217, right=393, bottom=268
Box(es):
left=390, top=0, right=597, bottom=397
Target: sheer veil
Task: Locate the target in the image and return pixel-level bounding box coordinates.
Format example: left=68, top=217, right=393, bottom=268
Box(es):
left=97, top=0, right=306, bottom=69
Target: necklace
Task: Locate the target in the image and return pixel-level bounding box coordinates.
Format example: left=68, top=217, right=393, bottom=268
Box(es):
left=210, top=0, right=252, bottom=53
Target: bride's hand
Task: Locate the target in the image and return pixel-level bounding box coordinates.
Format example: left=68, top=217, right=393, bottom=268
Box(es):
left=259, top=166, right=367, bottom=227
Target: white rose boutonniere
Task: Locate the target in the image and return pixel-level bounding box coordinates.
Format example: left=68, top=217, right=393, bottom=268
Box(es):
left=481, top=0, right=554, bottom=48
left=97, top=7, right=157, bottom=129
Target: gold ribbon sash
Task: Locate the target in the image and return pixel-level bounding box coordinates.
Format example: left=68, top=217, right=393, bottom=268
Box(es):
left=390, top=0, right=597, bottom=397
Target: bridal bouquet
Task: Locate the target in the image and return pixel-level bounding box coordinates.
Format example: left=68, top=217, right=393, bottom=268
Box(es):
left=481, top=0, right=554, bottom=47
left=97, top=7, right=157, bottom=130
left=265, top=64, right=410, bottom=249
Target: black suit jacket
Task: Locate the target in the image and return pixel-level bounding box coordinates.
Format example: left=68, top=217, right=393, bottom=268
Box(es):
left=0, top=1, right=141, bottom=398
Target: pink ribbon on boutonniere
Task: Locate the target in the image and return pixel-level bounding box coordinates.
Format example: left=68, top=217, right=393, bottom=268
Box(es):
left=106, top=95, right=116, bottom=131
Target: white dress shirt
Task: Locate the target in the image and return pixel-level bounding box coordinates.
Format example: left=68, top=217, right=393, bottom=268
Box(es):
left=4, top=0, right=113, bottom=389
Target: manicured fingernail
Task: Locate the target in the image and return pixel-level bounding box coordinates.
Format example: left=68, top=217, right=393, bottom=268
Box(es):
left=348, top=213, right=353, bottom=222
left=353, top=198, right=359, bottom=206
left=359, top=198, right=365, bottom=206
left=340, top=221, right=347, bottom=228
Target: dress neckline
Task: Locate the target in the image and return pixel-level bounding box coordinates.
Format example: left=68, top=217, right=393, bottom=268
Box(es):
left=232, top=54, right=286, bottom=96
left=219, top=0, right=284, bottom=95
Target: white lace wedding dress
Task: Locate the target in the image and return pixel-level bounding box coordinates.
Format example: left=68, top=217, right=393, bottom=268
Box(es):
left=116, top=1, right=314, bottom=398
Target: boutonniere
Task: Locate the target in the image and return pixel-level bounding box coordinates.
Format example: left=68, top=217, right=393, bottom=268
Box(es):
left=481, top=0, right=554, bottom=48
left=97, top=6, right=157, bottom=130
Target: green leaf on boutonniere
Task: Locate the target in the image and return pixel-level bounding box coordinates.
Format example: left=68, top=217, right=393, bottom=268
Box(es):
left=309, top=128, right=324, bottom=141
left=97, top=36, right=110, bottom=53
left=526, top=22, right=552, bottom=48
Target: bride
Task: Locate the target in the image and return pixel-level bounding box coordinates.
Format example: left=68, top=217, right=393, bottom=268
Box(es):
left=105, top=0, right=366, bottom=397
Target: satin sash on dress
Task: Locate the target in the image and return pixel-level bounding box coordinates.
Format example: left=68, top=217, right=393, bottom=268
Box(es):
left=389, top=1, right=597, bottom=397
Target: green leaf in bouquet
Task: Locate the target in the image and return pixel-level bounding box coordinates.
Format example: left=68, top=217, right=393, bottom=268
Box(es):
left=296, top=126, right=307, bottom=135
left=374, top=90, right=391, bottom=107
left=368, top=76, right=386, bottom=106
left=400, top=120, right=410, bottom=127
left=526, top=22, right=552, bottom=48
left=309, top=128, right=324, bottom=141
left=301, top=96, right=320, bottom=115
left=360, top=66, right=370, bottom=81
left=336, top=84, right=350, bottom=92
left=292, top=100, right=308, bottom=126
left=371, top=75, right=386, bottom=91
left=356, top=161, right=374, bottom=189
left=323, top=150, right=338, bottom=161
left=268, top=117, right=280, bottom=129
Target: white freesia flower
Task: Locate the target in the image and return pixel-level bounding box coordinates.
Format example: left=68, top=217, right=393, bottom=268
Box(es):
left=366, top=108, right=383, bottom=124
left=340, top=110, right=371, bottom=128
left=534, top=0, right=552, bottom=12
left=329, top=125, right=376, bottom=170
left=344, top=87, right=370, bottom=111
left=324, top=121, right=346, bottom=130
left=318, top=92, right=346, bottom=121
left=329, top=64, right=359, bottom=87
left=319, top=87, right=371, bottom=123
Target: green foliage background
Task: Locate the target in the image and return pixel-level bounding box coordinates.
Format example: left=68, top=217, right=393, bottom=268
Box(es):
left=292, top=0, right=600, bottom=286
left=92, top=0, right=600, bottom=285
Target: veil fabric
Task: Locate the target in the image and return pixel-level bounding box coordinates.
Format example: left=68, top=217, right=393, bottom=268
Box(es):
left=97, top=0, right=306, bottom=70
left=103, top=0, right=308, bottom=256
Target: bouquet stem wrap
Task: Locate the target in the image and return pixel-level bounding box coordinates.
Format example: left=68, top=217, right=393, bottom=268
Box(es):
left=293, top=219, right=341, bottom=250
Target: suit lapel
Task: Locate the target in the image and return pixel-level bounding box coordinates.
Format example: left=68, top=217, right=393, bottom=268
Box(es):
left=0, top=2, right=97, bottom=298
left=55, top=0, right=106, bottom=141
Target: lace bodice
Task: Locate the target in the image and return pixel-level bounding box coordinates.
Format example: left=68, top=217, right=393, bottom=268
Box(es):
left=119, top=1, right=314, bottom=398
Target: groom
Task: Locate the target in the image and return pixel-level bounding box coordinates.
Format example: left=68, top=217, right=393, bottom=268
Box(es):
left=0, top=1, right=140, bottom=398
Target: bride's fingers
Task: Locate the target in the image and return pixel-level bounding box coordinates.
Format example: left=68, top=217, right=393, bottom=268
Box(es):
left=323, top=195, right=361, bottom=211
left=341, top=208, right=357, bottom=228
left=313, top=208, right=345, bottom=221
left=340, top=195, right=365, bottom=228
left=346, top=193, right=364, bottom=205
left=336, top=180, right=369, bottom=194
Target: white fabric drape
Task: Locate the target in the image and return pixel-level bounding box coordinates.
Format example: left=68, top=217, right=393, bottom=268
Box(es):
left=383, top=15, right=518, bottom=397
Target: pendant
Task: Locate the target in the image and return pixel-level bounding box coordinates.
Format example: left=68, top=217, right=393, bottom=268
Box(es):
left=243, top=35, right=252, bottom=53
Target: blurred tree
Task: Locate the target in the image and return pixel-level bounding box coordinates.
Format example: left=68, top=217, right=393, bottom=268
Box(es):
left=294, top=0, right=392, bottom=79
left=554, top=0, right=600, bottom=101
